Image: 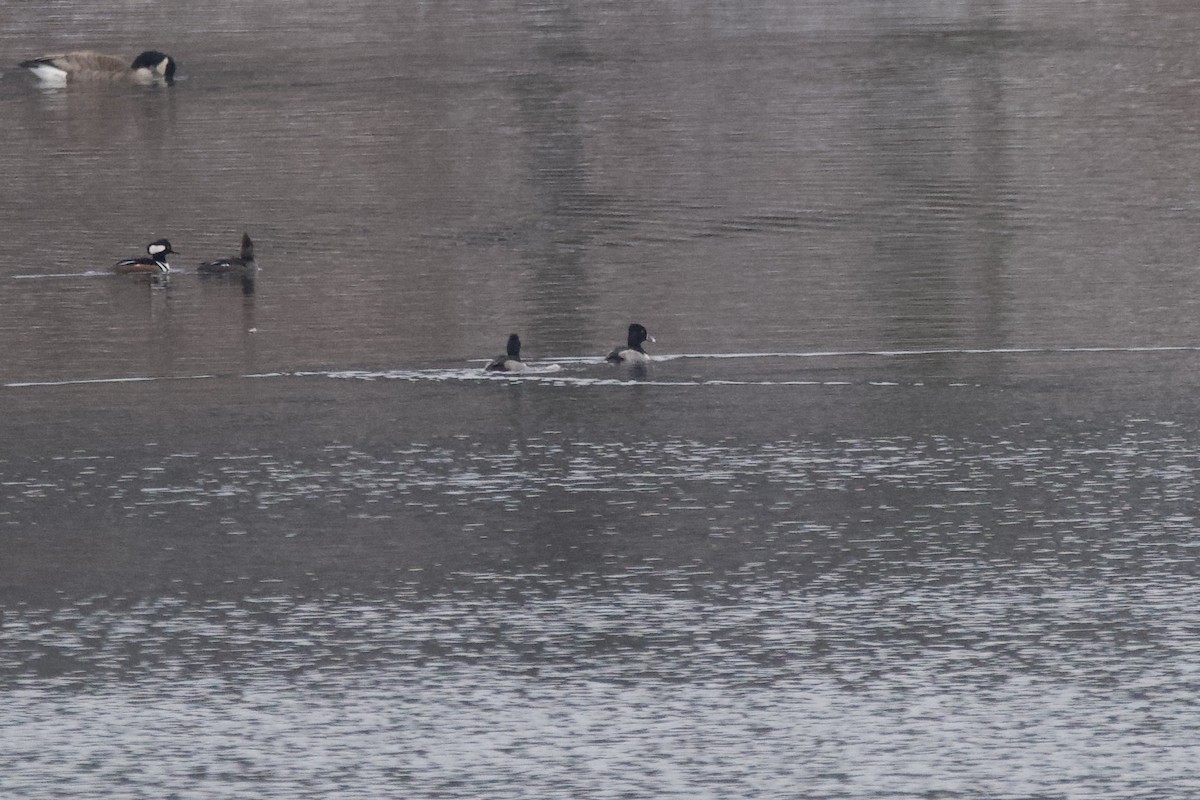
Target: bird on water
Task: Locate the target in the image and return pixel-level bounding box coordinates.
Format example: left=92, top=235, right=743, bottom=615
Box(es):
left=20, top=50, right=177, bottom=87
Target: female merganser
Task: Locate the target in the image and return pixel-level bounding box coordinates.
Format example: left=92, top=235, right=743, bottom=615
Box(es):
left=198, top=233, right=256, bottom=277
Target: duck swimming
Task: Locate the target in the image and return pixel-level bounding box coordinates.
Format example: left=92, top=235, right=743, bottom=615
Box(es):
left=198, top=233, right=256, bottom=278
left=605, top=323, right=653, bottom=364
left=486, top=334, right=526, bottom=372
left=113, top=239, right=176, bottom=275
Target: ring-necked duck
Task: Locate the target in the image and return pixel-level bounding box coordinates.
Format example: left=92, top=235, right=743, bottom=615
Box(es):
left=606, top=323, right=653, bottom=364
left=113, top=239, right=176, bottom=275
left=486, top=333, right=526, bottom=372
left=20, top=50, right=177, bottom=87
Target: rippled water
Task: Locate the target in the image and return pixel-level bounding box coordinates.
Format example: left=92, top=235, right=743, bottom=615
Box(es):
left=4, top=2, right=1200, bottom=798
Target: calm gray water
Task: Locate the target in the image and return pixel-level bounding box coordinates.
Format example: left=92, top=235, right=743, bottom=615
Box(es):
left=3, top=2, right=1200, bottom=798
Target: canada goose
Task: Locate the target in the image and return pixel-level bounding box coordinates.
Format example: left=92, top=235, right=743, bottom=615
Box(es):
left=485, top=334, right=526, bottom=372
left=113, top=239, right=176, bottom=275
left=198, top=233, right=256, bottom=277
left=20, top=50, right=176, bottom=87
left=605, top=323, right=653, bottom=364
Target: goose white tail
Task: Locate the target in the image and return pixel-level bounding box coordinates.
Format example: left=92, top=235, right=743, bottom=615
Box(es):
left=23, top=62, right=68, bottom=86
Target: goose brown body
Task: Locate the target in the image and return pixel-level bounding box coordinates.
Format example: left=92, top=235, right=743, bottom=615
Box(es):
left=20, top=50, right=176, bottom=86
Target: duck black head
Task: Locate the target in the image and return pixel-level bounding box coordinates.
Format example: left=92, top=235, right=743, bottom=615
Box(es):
left=627, top=323, right=649, bottom=350
left=146, top=238, right=176, bottom=257
left=239, top=233, right=255, bottom=262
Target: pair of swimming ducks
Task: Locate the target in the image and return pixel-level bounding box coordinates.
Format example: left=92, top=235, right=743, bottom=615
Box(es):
left=486, top=325, right=653, bottom=372
left=114, top=234, right=256, bottom=277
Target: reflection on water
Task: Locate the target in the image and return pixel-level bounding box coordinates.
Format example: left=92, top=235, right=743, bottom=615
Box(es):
left=4, top=0, right=1200, bottom=797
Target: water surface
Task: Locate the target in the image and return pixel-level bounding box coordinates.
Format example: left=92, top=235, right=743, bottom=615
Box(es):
left=3, top=2, right=1200, bottom=798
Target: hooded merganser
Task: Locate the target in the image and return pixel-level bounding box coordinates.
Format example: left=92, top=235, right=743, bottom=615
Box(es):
left=605, top=323, right=653, bottom=364
left=20, top=50, right=176, bottom=87
left=113, top=239, right=176, bottom=275
left=485, top=334, right=526, bottom=372
left=198, top=233, right=257, bottom=277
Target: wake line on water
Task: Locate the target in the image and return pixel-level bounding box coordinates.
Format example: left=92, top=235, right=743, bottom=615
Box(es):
left=4, top=375, right=218, bottom=388
left=663, top=345, right=1200, bottom=359
left=503, top=344, right=1200, bottom=367
left=4, top=345, right=1198, bottom=389
left=11, top=270, right=114, bottom=280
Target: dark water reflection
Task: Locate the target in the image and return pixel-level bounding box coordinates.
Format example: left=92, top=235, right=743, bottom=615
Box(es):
left=4, top=1, right=1200, bottom=798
